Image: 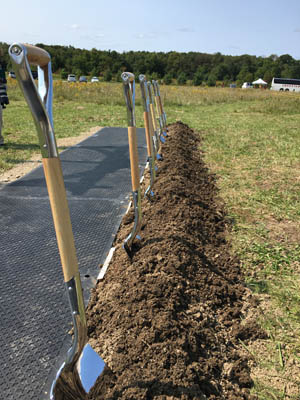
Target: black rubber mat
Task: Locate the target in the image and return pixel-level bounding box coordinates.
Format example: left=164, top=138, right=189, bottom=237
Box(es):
left=0, top=127, right=147, bottom=400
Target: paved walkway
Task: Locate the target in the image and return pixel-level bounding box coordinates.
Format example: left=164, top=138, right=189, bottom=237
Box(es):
left=0, top=127, right=147, bottom=400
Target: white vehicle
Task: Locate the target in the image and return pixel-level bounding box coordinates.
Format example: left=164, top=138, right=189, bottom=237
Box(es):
left=67, top=74, right=76, bottom=82
left=270, top=77, right=300, bottom=92
left=242, top=82, right=253, bottom=89
left=91, top=76, right=99, bottom=83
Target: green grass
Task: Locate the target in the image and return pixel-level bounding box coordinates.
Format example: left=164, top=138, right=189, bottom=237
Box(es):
left=176, top=89, right=300, bottom=398
left=2, top=81, right=300, bottom=397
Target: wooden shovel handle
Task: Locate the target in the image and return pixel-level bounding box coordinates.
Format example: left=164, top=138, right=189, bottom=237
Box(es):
left=128, top=127, right=140, bottom=192
left=42, top=158, right=78, bottom=282
left=158, top=95, right=164, bottom=116
left=24, top=43, right=50, bottom=67
left=143, top=112, right=152, bottom=158
left=150, top=103, right=158, bottom=132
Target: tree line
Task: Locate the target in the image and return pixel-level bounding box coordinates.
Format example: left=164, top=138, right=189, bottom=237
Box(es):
left=1, top=41, right=299, bottom=86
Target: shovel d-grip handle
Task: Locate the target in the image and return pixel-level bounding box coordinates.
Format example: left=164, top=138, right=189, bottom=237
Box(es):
left=9, top=43, right=56, bottom=158
left=22, top=43, right=51, bottom=67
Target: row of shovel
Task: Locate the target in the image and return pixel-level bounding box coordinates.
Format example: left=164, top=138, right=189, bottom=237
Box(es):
left=121, top=72, right=167, bottom=257
left=8, top=43, right=167, bottom=399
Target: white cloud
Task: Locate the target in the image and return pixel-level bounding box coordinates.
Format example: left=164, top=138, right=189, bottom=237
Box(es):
left=70, top=24, right=80, bottom=30
left=177, top=28, right=195, bottom=33
left=135, top=32, right=157, bottom=40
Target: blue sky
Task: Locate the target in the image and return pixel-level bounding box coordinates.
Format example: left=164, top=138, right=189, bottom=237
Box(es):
left=1, top=0, right=300, bottom=58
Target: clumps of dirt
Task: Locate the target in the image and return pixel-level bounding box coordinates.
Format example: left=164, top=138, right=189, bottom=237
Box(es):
left=86, top=121, right=263, bottom=399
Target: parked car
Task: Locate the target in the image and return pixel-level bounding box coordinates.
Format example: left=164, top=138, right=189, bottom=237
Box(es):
left=9, top=71, right=16, bottom=79
left=91, top=76, right=99, bottom=83
left=79, top=76, right=88, bottom=83
left=67, top=74, right=76, bottom=82
left=242, top=82, right=253, bottom=89
left=229, top=83, right=237, bottom=88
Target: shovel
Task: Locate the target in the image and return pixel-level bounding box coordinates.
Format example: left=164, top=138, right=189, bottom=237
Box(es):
left=9, top=43, right=108, bottom=399
left=152, top=80, right=167, bottom=138
left=121, top=72, right=142, bottom=257
left=139, top=74, right=156, bottom=198
left=147, top=81, right=163, bottom=160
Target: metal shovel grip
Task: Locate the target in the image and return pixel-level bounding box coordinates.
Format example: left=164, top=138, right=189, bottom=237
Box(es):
left=9, top=43, right=56, bottom=158
left=21, top=43, right=50, bottom=67
left=121, top=72, right=135, bottom=127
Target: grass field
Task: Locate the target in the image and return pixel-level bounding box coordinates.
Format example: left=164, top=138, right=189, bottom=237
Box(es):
left=2, top=79, right=300, bottom=398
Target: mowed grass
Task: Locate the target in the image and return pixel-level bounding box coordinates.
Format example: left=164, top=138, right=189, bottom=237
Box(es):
left=2, top=79, right=300, bottom=397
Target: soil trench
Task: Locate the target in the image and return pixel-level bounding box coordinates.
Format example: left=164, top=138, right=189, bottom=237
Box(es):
left=86, top=122, right=262, bottom=400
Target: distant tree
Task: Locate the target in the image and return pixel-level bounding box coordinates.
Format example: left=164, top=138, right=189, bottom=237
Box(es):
left=281, top=66, right=293, bottom=78
left=75, top=69, right=82, bottom=78
left=177, top=72, right=187, bottom=85
left=151, top=72, right=159, bottom=81
left=289, top=64, right=300, bottom=78
left=214, top=63, right=229, bottom=80
left=104, top=70, right=112, bottom=82
left=1, top=40, right=298, bottom=87
left=278, top=54, right=294, bottom=66
left=90, top=67, right=100, bottom=77
left=207, top=72, right=217, bottom=86
left=73, top=54, right=89, bottom=75
left=193, top=71, right=202, bottom=86
left=269, top=54, right=278, bottom=62
left=237, top=66, right=253, bottom=82
left=163, top=73, right=173, bottom=85
left=134, top=72, right=141, bottom=82
left=263, top=71, right=273, bottom=83
left=115, top=71, right=123, bottom=82
left=60, top=69, right=68, bottom=79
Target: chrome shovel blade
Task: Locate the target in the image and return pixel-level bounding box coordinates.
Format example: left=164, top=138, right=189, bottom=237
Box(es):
left=78, top=344, right=106, bottom=392
left=50, top=344, right=107, bottom=399
left=49, top=276, right=108, bottom=399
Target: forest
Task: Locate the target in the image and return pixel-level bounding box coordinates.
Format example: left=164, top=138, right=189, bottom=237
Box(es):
left=1, top=41, right=299, bottom=86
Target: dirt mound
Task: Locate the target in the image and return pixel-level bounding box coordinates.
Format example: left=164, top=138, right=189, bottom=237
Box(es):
left=86, top=122, right=262, bottom=399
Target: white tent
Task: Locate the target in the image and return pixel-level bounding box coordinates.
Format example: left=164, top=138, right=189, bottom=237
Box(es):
left=252, top=78, right=268, bottom=85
